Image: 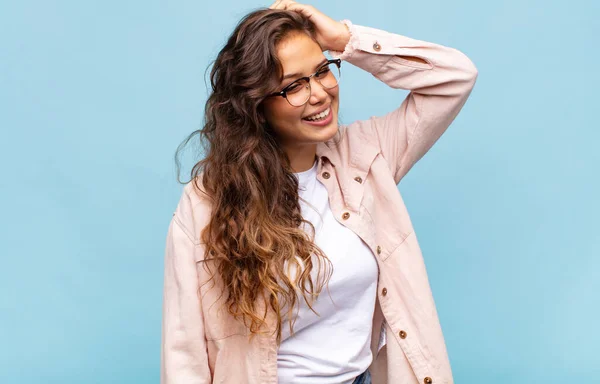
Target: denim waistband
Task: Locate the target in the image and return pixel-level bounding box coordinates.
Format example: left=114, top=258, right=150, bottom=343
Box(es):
left=352, top=369, right=371, bottom=384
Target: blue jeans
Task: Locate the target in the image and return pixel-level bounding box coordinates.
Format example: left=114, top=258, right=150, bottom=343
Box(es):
left=352, top=369, right=371, bottom=384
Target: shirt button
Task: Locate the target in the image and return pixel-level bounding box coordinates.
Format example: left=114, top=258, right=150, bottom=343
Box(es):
left=424, top=378, right=433, bottom=384
left=381, top=288, right=387, bottom=296
left=342, top=212, right=350, bottom=220
left=399, top=330, right=407, bottom=339
left=373, top=41, right=382, bottom=51
left=354, top=176, right=362, bottom=184
left=322, top=172, right=330, bottom=179
left=376, top=245, right=382, bottom=255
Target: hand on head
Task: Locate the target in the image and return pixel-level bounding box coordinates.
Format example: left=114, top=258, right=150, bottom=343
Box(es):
left=268, top=0, right=350, bottom=52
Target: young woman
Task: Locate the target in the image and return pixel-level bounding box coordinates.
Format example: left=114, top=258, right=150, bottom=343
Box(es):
left=162, top=1, right=477, bottom=383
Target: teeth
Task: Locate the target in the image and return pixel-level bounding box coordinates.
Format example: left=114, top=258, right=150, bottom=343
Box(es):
left=306, top=107, right=330, bottom=121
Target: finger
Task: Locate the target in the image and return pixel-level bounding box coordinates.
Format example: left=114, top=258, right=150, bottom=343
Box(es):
left=283, top=3, right=314, bottom=18
left=270, top=0, right=297, bottom=10
left=270, top=0, right=292, bottom=9
left=268, top=0, right=284, bottom=9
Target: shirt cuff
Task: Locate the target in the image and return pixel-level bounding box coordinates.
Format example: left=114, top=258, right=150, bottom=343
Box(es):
left=329, top=19, right=360, bottom=61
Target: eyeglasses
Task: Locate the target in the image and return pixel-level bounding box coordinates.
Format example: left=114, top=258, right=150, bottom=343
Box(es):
left=268, top=58, right=341, bottom=107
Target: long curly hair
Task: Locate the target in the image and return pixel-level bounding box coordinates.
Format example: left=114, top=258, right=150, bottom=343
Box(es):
left=176, top=9, right=336, bottom=342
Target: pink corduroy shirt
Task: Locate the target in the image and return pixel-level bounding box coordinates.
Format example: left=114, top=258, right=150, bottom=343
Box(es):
left=161, top=20, right=478, bottom=384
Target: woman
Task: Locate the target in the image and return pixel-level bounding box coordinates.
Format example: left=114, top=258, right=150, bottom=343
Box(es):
left=162, top=1, right=477, bottom=383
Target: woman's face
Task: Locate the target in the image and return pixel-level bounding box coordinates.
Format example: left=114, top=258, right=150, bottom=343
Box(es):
left=262, top=31, right=340, bottom=154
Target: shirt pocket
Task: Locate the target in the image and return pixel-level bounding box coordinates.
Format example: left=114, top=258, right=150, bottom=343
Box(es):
left=362, top=158, right=415, bottom=262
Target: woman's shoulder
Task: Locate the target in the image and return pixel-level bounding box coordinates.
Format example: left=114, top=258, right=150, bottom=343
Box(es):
left=171, top=175, right=213, bottom=244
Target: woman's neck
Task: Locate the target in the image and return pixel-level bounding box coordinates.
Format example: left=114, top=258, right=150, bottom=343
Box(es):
left=284, top=143, right=318, bottom=173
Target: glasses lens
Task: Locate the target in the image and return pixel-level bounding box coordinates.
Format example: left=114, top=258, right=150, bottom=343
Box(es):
left=316, top=62, right=341, bottom=89
left=286, top=79, right=310, bottom=107
left=283, top=62, right=341, bottom=106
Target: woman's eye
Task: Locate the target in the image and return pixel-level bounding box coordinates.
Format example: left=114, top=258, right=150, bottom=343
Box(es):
left=286, top=82, right=303, bottom=94
left=316, top=67, right=331, bottom=77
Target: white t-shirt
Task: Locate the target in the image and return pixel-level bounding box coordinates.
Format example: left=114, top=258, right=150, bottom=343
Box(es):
left=277, top=160, right=379, bottom=384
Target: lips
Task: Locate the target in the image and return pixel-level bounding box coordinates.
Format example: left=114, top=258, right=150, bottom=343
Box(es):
left=304, top=107, right=331, bottom=122
left=303, top=105, right=331, bottom=120
left=301, top=106, right=334, bottom=127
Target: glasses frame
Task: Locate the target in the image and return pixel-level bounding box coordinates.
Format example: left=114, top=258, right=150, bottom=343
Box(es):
left=268, top=58, right=342, bottom=107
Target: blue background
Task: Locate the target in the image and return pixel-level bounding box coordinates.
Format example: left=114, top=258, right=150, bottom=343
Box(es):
left=1, top=0, right=598, bottom=383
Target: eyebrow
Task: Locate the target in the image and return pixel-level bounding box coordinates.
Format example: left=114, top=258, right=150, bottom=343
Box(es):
left=281, top=58, right=329, bottom=82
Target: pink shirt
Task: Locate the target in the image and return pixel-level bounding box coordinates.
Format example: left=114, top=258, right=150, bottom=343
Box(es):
left=161, top=20, right=478, bottom=384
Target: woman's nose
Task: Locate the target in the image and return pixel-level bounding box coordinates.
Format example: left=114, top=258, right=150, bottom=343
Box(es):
left=308, top=77, right=329, bottom=104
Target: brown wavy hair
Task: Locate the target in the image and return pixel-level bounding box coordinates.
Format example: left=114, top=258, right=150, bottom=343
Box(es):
left=176, top=9, right=336, bottom=342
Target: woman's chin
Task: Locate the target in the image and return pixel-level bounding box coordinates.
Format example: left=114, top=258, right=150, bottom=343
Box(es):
left=302, top=115, right=339, bottom=142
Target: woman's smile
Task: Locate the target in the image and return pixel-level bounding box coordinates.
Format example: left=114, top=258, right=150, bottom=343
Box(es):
left=302, top=106, right=333, bottom=126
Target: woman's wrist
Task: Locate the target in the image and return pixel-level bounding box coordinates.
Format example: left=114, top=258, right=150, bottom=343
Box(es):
left=328, top=22, right=351, bottom=52
left=328, top=20, right=360, bottom=61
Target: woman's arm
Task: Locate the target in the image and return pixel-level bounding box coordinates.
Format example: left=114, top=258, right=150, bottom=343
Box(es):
left=331, top=20, right=478, bottom=183
left=161, top=213, right=211, bottom=384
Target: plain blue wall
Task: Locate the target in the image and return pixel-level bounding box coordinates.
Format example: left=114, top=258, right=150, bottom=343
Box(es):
left=1, top=0, right=598, bottom=383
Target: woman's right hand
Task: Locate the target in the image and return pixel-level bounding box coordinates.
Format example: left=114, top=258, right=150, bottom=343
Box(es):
left=269, top=0, right=350, bottom=52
